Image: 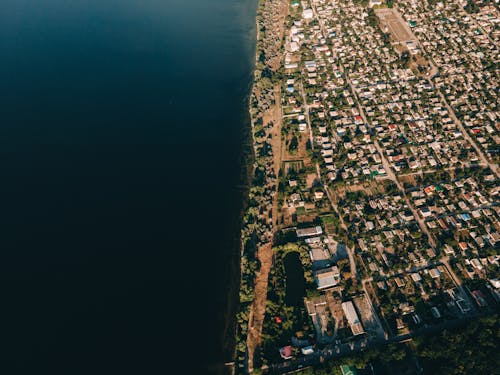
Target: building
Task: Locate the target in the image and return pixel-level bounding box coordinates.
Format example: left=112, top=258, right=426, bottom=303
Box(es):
left=309, top=246, right=332, bottom=269
left=395, top=277, right=405, bottom=288
left=296, top=226, right=323, bottom=238
left=342, top=301, right=365, bottom=336
left=314, top=266, right=340, bottom=289
left=411, top=273, right=422, bottom=282
left=284, top=63, right=299, bottom=70
left=471, top=290, right=488, bottom=307
left=279, top=346, right=293, bottom=360
left=301, top=346, right=314, bottom=355
left=429, top=268, right=441, bottom=279
left=489, top=279, right=500, bottom=289
left=302, top=9, right=313, bottom=19
left=340, top=365, right=358, bottom=375
left=369, top=0, right=383, bottom=7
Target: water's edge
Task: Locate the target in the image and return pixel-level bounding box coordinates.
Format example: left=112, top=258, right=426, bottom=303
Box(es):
left=220, top=0, right=260, bottom=373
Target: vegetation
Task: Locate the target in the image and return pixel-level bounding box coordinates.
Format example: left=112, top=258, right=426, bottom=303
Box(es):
left=293, top=314, right=500, bottom=374
left=414, top=314, right=500, bottom=374
left=236, top=0, right=289, bottom=367
left=260, top=243, right=315, bottom=365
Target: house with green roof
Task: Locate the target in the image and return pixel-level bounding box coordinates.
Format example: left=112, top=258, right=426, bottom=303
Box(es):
left=340, top=365, right=358, bottom=375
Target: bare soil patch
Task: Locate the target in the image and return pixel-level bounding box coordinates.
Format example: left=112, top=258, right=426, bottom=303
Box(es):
left=399, top=174, right=417, bottom=186
left=333, top=180, right=386, bottom=199
left=375, top=8, right=414, bottom=43
left=306, top=173, right=319, bottom=188
left=246, top=243, right=273, bottom=371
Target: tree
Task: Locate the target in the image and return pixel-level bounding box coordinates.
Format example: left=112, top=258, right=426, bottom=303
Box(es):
left=416, top=315, right=500, bottom=374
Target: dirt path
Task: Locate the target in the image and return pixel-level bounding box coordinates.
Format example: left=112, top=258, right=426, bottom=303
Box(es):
left=271, top=85, right=283, bottom=178
left=245, top=0, right=289, bottom=371
left=246, top=84, right=283, bottom=374
left=246, top=243, right=273, bottom=372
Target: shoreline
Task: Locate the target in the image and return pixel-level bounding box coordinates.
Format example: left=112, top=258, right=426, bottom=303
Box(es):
left=221, top=83, right=258, bottom=375
left=217, top=1, right=262, bottom=373
left=233, top=0, right=289, bottom=372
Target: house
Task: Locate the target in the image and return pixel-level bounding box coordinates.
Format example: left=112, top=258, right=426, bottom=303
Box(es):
left=396, top=318, right=406, bottom=331
left=444, top=244, right=455, bottom=255
left=489, top=279, right=500, bottom=289
left=419, top=207, right=432, bottom=218
left=471, top=290, right=488, bottom=307
left=279, top=345, right=293, bottom=360
left=301, top=346, right=314, bottom=355
left=314, top=191, right=325, bottom=200
left=340, top=365, right=358, bottom=375
left=429, top=268, right=441, bottom=279
left=471, top=258, right=483, bottom=270
left=395, top=277, right=405, bottom=288
left=411, top=273, right=422, bottom=282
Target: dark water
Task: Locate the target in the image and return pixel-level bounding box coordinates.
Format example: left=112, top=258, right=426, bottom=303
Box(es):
left=0, top=0, right=257, bottom=373
left=284, top=252, right=306, bottom=306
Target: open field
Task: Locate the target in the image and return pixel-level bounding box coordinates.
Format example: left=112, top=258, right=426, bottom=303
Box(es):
left=375, top=8, right=414, bottom=43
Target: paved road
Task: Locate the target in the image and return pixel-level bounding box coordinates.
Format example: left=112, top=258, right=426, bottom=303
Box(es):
left=440, top=256, right=476, bottom=313
left=270, top=308, right=481, bottom=374
left=310, top=0, right=439, bottom=252
left=346, top=57, right=438, bottom=250
left=265, top=5, right=482, bottom=375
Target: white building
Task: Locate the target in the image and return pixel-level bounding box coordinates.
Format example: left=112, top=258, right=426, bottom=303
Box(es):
left=289, top=41, right=299, bottom=52
left=303, top=9, right=313, bottom=19
left=342, top=301, right=365, bottom=335
left=369, top=0, right=383, bottom=7
left=314, top=266, right=340, bottom=289
left=296, top=226, right=323, bottom=238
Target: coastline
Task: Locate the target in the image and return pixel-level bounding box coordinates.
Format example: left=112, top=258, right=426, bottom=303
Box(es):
left=217, top=1, right=261, bottom=374
left=220, top=78, right=258, bottom=375
left=233, top=0, right=289, bottom=373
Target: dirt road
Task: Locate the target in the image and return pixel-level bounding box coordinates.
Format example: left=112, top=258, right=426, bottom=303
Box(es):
left=246, top=243, right=273, bottom=371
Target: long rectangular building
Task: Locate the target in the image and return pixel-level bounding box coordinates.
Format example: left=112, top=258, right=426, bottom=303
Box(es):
left=296, top=226, right=323, bottom=238
left=342, top=301, right=365, bottom=336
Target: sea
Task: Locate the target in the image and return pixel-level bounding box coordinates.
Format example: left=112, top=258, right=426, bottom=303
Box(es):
left=0, top=0, right=257, bottom=374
